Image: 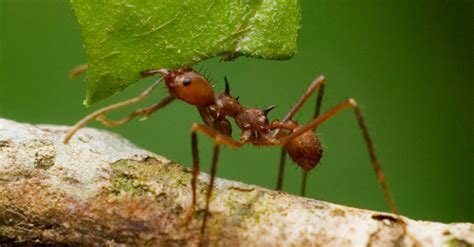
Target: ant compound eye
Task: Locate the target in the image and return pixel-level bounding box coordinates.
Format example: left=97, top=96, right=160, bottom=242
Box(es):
left=183, top=78, right=192, bottom=86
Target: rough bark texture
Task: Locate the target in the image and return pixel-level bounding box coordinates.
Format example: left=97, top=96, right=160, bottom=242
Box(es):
left=0, top=118, right=472, bottom=246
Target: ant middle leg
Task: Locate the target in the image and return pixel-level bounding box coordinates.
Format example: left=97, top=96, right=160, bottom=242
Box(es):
left=275, top=147, right=287, bottom=191
left=274, top=75, right=326, bottom=195
left=188, top=123, right=243, bottom=243
left=279, top=99, right=398, bottom=214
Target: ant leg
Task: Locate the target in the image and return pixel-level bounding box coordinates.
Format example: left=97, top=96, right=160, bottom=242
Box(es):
left=273, top=76, right=326, bottom=193
left=189, top=123, right=243, bottom=243
left=300, top=79, right=325, bottom=196
left=68, top=64, right=88, bottom=79
left=312, top=79, right=325, bottom=119
left=300, top=172, right=308, bottom=196
left=279, top=75, right=326, bottom=124
left=96, top=96, right=175, bottom=127
left=201, top=144, right=220, bottom=239
left=279, top=99, right=398, bottom=214
left=275, top=148, right=287, bottom=191
left=191, top=123, right=243, bottom=148
left=63, top=77, right=164, bottom=144
left=182, top=131, right=202, bottom=227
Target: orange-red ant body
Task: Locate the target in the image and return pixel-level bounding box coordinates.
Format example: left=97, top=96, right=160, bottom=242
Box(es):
left=64, top=67, right=398, bottom=242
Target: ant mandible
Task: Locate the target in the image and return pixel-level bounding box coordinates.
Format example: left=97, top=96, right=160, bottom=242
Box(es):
left=63, top=67, right=398, bottom=240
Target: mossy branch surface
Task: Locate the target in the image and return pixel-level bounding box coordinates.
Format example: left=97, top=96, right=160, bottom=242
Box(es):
left=0, top=118, right=472, bottom=246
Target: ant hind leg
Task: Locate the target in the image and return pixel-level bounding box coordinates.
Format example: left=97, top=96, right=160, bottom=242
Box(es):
left=279, top=99, right=398, bottom=214
left=274, top=75, right=326, bottom=195
left=300, top=79, right=325, bottom=196
left=275, top=147, right=287, bottom=191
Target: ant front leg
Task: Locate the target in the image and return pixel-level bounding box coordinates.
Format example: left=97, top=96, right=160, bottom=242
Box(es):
left=68, top=64, right=88, bottom=79
left=188, top=123, right=243, bottom=243
left=274, top=75, right=326, bottom=194
left=63, top=77, right=166, bottom=144
left=96, top=96, right=175, bottom=127
left=279, top=99, right=398, bottom=214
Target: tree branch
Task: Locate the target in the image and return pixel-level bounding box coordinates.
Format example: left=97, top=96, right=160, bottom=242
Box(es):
left=0, top=118, right=472, bottom=246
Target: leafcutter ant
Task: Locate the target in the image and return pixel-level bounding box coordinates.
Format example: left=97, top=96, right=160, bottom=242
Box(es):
left=64, top=67, right=398, bottom=242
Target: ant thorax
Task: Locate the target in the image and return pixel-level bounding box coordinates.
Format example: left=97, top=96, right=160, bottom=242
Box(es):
left=210, top=92, right=277, bottom=145
left=234, top=108, right=270, bottom=132
left=212, top=92, right=242, bottom=117
left=235, top=108, right=278, bottom=145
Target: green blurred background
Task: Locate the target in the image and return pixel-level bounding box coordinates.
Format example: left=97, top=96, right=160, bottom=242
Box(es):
left=0, top=0, right=472, bottom=223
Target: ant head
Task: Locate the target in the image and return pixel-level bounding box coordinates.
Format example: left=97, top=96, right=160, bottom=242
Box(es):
left=159, top=68, right=215, bottom=106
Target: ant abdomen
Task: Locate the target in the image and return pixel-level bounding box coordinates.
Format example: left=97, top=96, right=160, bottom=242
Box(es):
left=286, top=129, right=323, bottom=172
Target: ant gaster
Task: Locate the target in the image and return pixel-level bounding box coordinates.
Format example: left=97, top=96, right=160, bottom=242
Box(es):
left=64, top=67, right=398, bottom=242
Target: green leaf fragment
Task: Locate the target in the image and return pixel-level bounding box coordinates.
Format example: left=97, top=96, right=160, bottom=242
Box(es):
left=69, top=0, right=301, bottom=105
